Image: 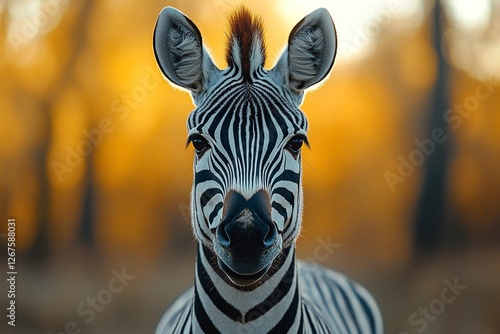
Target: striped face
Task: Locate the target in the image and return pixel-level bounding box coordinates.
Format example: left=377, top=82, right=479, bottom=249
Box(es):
left=187, top=65, right=308, bottom=247
left=154, top=6, right=337, bottom=285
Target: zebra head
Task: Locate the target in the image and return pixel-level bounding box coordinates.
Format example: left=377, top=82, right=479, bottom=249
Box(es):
left=154, top=6, right=337, bottom=285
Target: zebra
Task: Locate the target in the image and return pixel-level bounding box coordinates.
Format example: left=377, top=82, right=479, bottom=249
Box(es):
left=153, top=5, right=384, bottom=333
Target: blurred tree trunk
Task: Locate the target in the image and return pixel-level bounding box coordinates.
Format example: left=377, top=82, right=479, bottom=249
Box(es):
left=412, top=0, right=450, bottom=258
left=79, top=150, right=95, bottom=246
left=28, top=0, right=96, bottom=261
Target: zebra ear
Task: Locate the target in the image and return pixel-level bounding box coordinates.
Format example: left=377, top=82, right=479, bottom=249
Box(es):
left=153, top=7, right=219, bottom=94
left=272, top=8, right=337, bottom=94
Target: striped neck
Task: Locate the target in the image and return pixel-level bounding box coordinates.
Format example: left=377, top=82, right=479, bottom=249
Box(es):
left=193, top=243, right=302, bottom=332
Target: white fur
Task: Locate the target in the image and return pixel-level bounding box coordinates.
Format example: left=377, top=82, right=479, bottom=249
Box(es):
left=249, top=34, right=265, bottom=75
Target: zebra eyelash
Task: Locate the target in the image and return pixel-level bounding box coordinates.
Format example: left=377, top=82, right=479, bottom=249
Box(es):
left=285, top=134, right=310, bottom=155
left=186, top=133, right=206, bottom=146
left=187, top=133, right=211, bottom=157
left=290, top=134, right=310, bottom=148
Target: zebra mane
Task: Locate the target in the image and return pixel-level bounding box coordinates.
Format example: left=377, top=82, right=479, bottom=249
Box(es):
left=225, top=6, right=267, bottom=83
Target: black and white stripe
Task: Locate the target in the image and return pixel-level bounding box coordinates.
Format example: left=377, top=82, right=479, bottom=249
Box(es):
left=153, top=6, right=383, bottom=333
left=156, top=245, right=382, bottom=333
left=187, top=65, right=307, bottom=247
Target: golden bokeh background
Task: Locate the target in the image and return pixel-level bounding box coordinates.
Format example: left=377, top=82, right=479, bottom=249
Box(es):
left=1, top=0, right=500, bottom=332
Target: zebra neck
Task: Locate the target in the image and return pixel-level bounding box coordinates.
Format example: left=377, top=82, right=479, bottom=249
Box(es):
left=193, top=243, right=302, bottom=332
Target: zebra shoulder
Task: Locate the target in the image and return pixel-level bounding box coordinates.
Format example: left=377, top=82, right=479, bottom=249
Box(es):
left=155, top=287, right=194, bottom=334
left=297, top=261, right=384, bottom=334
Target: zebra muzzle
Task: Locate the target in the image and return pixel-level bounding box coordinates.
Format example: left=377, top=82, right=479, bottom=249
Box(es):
left=214, top=190, right=281, bottom=285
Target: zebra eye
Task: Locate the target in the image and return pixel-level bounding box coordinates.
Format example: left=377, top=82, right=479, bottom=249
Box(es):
left=285, top=135, right=307, bottom=156
left=189, top=135, right=210, bottom=156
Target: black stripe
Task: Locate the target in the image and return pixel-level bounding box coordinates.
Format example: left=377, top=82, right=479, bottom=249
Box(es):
left=196, top=248, right=243, bottom=322
left=326, top=278, right=349, bottom=331
left=273, top=187, right=295, bottom=206
left=351, top=281, right=376, bottom=332
left=335, top=279, right=362, bottom=334
left=268, top=281, right=300, bottom=333
left=297, top=310, right=304, bottom=334
left=271, top=170, right=300, bottom=187
left=200, top=188, right=222, bottom=209
left=304, top=305, right=316, bottom=334
left=178, top=304, right=192, bottom=333
left=194, top=283, right=220, bottom=333
left=282, top=173, right=301, bottom=240
left=208, top=202, right=223, bottom=225
left=195, top=170, right=223, bottom=188
left=272, top=202, right=288, bottom=223
left=244, top=254, right=295, bottom=321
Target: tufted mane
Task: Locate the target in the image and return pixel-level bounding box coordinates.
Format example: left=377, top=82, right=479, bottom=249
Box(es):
left=225, top=6, right=267, bottom=83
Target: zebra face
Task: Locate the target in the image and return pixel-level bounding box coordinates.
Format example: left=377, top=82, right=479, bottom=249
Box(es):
left=154, top=6, right=337, bottom=285
left=185, top=77, right=309, bottom=284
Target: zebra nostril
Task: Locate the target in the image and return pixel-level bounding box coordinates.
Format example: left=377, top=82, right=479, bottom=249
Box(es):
left=216, top=224, right=231, bottom=248
left=263, top=225, right=278, bottom=249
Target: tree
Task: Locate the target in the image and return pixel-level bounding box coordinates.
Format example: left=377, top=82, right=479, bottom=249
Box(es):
left=28, top=0, right=96, bottom=260
left=412, top=0, right=450, bottom=258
